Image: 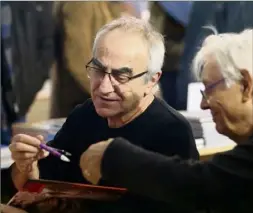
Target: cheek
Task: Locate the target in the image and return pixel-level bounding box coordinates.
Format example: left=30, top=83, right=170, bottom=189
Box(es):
left=130, top=80, right=147, bottom=95
left=122, top=84, right=145, bottom=103
left=90, top=81, right=104, bottom=100
left=216, top=93, right=241, bottom=117
left=90, top=80, right=99, bottom=92
left=210, top=90, right=237, bottom=115
left=210, top=97, right=232, bottom=120
left=114, top=84, right=142, bottom=110
left=209, top=101, right=228, bottom=134
left=117, top=83, right=139, bottom=98
left=210, top=98, right=240, bottom=134
left=121, top=92, right=141, bottom=111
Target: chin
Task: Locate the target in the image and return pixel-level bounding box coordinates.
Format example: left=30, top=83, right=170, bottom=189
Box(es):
left=95, top=107, right=119, bottom=118
left=215, top=125, right=223, bottom=134
left=215, top=122, right=227, bottom=136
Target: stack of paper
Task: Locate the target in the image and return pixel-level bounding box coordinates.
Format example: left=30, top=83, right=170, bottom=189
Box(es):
left=179, top=110, right=235, bottom=149
left=1, top=145, right=13, bottom=169
left=1, top=119, right=66, bottom=169
left=12, top=118, right=66, bottom=141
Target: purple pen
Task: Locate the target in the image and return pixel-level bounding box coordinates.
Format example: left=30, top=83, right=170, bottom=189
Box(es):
left=39, top=143, right=70, bottom=162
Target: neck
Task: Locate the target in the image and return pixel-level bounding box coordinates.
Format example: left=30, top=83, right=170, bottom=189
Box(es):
left=229, top=124, right=253, bottom=144
left=107, top=94, right=154, bottom=128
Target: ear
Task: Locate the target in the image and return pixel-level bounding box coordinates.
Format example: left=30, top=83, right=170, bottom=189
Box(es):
left=145, top=71, right=162, bottom=94
left=240, top=69, right=253, bottom=102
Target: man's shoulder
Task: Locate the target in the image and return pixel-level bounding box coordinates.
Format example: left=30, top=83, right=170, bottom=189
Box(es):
left=53, top=99, right=100, bottom=141
left=153, top=98, right=192, bottom=128
left=211, top=141, right=253, bottom=177
left=147, top=98, right=198, bottom=159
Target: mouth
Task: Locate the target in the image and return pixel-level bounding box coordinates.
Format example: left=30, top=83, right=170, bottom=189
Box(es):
left=99, top=96, right=120, bottom=102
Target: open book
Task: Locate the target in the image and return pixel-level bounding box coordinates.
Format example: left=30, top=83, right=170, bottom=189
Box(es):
left=7, top=179, right=127, bottom=213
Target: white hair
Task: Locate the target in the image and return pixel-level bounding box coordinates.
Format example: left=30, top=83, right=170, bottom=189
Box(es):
left=92, top=16, right=165, bottom=82
left=192, top=27, right=253, bottom=87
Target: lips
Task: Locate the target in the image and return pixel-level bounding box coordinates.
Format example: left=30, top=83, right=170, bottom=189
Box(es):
left=99, top=96, right=120, bottom=102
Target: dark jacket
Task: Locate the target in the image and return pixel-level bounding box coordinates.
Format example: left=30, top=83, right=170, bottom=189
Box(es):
left=1, top=42, right=19, bottom=126
left=102, top=135, right=253, bottom=213
left=8, top=1, right=54, bottom=116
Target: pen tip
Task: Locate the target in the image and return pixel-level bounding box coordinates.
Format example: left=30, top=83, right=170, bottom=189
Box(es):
left=61, top=155, right=70, bottom=162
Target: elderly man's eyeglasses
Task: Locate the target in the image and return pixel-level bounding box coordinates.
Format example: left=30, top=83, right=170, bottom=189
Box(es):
left=200, top=78, right=226, bottom=103
left=86, top=58, right=148, bottom=84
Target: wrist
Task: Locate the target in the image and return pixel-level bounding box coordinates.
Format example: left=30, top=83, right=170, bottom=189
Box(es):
left=12, top=162, right=40, bottom=191
left=16, top=160, right=39, bottom=179
left=27, top=161, right=39, bottom=178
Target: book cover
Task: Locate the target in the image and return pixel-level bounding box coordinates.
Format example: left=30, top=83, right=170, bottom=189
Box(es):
left=7, top=179, right=127, bottom=213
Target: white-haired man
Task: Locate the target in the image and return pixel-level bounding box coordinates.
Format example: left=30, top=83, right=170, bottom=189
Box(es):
left=81, top=29, right=253, bottom=213
left=9, top=17, right=199, bottom=212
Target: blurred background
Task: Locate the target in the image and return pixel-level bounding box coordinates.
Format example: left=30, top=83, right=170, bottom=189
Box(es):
left=1, top=0, right=253, bottom=152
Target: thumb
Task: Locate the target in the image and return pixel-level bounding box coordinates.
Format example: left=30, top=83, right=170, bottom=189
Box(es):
left=38, top=150, right=50, bottom=159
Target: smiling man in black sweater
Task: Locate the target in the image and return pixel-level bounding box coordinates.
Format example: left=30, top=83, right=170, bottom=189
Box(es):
left=81, top=29, right=253, bottom=213
left=9, top=17, right=198, bottom=213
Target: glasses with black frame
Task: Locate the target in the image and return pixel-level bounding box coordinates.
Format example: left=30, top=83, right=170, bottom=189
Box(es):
left=200, top=78, right=226, bottom=103
left=85, top=58, right=148, bottom=84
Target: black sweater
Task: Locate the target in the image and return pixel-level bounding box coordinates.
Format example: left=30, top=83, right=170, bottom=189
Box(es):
left=10, top=98, right=199, bottom=212
left=101, top=135, right=253, bottom=213
left=39, top=98, right=199, bottom=182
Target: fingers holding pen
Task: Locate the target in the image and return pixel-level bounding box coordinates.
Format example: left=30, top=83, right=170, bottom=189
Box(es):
left=35, top=135, right=49, bottom=159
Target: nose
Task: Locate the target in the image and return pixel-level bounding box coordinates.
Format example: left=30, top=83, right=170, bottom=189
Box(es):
left=98, top=74, right=114, bottom=94
left=200, top=96, right=210, bottom=110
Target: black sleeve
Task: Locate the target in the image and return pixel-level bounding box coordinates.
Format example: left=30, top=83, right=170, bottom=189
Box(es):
left=101, top=138, right=208, bottom=206
left=101, top=138, right=253, bottom=209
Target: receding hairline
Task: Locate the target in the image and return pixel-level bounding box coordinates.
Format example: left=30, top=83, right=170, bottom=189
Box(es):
left=92, top=17, right=165, bottom=81
left=93, top=27, right=150, bottom=55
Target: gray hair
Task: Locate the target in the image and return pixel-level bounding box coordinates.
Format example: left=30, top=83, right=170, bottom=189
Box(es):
left=192, top=27, right=253, bottom=87
left=92, top=16, right=165, bottom=82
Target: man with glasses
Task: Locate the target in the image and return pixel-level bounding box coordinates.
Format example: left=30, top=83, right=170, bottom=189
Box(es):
left=8, top=17, right=199, bottom=212
left=81, top=29, right=253, bottom=212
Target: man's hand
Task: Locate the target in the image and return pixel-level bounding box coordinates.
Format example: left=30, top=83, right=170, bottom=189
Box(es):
left=9, top=134, right=49, bottom=174
left=79, top=138, right=114, bottom=184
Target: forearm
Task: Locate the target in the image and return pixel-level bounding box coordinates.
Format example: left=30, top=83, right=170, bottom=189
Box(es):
left=11, top=162, right=40, bottom=191
left=101, top=138, right=208, bottom=205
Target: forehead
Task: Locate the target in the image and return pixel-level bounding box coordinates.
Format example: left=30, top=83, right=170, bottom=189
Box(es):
left=201, top=55, right=224, bottom=84
left=94, top=29, right=149, bottom=71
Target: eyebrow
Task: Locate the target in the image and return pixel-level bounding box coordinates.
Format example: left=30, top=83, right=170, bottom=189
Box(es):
left=92, top=58, right=133, bottom=75
left=112, top=67, right=133, bottom=75
left=92, top=58, right=105, bottom=69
